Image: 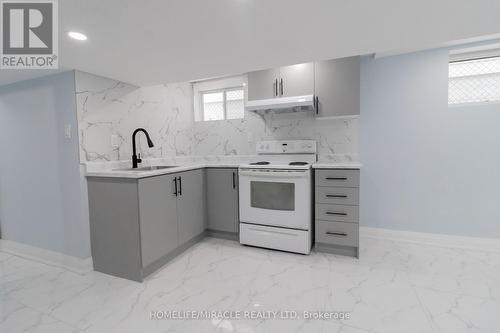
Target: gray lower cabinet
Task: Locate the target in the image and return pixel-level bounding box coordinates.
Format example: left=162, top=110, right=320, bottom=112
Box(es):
left=314, top=168, right=360, bottom=258
left=176, top=169, right=206, bottom=244
left=314, top=56, right=360, bottom=117
left=138, top=175, right=179, bottom=268
left=206, top=168, right=239, bottom=239
left=88, top=178, right=143, bottom=282
left=87, top=169, right=206, bottom=282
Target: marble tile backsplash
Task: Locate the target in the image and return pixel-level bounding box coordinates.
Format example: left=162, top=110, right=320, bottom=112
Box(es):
left=75, top=71, right=359, bottom=163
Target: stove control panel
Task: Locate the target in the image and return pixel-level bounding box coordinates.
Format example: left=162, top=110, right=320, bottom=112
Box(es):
left=256, top=140, right=317, bottom=154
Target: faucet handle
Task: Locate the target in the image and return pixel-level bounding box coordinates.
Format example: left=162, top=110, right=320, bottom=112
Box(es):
left=137, top=153, right=142, bottom=163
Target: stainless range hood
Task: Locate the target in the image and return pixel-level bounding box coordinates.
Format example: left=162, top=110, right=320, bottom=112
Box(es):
left=245, top=94, right=315, bottom=113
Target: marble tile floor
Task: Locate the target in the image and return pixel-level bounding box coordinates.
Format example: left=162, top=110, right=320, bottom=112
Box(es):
left=1, top=237, right=500, bottom=333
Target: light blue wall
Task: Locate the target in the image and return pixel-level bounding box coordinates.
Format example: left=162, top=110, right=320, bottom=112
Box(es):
left=0, top=71, right=90, bottom=258
left=360, top=47, right=500, bottom=238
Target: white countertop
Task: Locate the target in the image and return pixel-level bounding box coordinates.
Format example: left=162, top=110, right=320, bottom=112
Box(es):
left=84, top=155, right=361, bottom=179
left=86, top=162, right=362, bottom=178
left=312, top=162, right=362, bottom=169
left=86, top=163, right=241, bottom=179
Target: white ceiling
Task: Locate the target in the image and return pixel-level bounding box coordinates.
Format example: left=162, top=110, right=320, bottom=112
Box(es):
left=2, top=0, right=500, bottom=86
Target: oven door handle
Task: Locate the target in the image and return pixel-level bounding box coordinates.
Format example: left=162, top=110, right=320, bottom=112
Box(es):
left=238, top=170, right=309, bottom=178
left=248, top=227, right=299, bottom=237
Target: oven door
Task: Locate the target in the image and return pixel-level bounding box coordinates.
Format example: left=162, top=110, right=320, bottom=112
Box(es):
left=238, top=168, right=311, bottom=230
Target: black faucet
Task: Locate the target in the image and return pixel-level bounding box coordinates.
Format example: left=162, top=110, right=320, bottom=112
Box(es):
left=132, top=128, right=154, bottom=168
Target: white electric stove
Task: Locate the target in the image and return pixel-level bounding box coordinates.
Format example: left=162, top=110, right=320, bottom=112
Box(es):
left=238, top=140, right=316, bottom=254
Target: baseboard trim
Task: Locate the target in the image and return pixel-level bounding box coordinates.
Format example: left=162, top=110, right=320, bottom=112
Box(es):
left=206, top=229, right=239, bottom=241
left=0, top=239, right=93, bottom=274
left=314, top=243, right=359, bottom=258
left=360, top=227, right=500, bottom=253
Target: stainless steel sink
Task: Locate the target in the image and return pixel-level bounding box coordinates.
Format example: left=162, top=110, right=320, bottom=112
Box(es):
left=114, top=165, right=177, bottom=172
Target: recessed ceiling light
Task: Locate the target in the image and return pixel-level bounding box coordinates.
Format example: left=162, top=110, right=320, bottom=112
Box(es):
left=68, top=31, right=87, bottom=41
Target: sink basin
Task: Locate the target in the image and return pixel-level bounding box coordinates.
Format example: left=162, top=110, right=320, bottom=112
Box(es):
left=114, top=165, right=177, bottom=172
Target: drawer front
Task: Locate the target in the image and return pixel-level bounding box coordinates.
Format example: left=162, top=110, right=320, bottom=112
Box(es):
left=315, top=169, right=360, bottom=188
left=315, top=187, right=359, bottom=205
left=315, top=220, right=359, bottom=247
left=315, top=204, right=359, bottom=223
left=240, top=223, right=311, bottom=255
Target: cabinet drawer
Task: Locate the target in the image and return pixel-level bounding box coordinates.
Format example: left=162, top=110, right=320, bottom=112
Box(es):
left=315, top=220, right=359, bottom=247
left=315, top=187, right=359, bottom=205
left=315, top=169, right=359, bottom=188
left=315, top=204, right=359, bottom=223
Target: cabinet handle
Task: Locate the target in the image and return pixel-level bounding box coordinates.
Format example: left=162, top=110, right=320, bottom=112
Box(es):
left=326, top=212, right=348, bottom=216
left=274, top=79, right=278, bottom=97
left=173, top=177, right=178, bottom=196
left=326, top=194, right=348, bottom=198
left=178, top=177, right=182, bottom=196
left=315, top=96, right=319, bottom=114
left=326, top=231, right=348, bottom=237
left=326, top=177, right=347, bottom=180
left=232, top=172, right=236, bottom=189
left=280, top=78, right=284, bottom=96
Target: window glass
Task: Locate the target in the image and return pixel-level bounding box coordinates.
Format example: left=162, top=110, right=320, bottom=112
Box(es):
left=449, top=56, right=500, bottom=105
left=202, top=92, right=224, bottom=121
left=250, top=181, right=295, bottom=211
left=226, top=89, right=244, bottom=119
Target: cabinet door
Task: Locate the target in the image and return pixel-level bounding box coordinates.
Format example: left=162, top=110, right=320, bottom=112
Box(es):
left=138, top=175, right=179, bottom=268
left=314, top=56, right=360, bottom=117
left=206, top=168, right=239, bottom=233
left=176, top=169, right=206, bottom=244
left=279, top=62, right=314, bottom=97
left=247, top=68, right=280, bottom=101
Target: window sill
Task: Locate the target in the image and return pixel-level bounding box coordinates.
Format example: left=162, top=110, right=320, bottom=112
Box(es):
left=448, top=100, right=500, bottom=108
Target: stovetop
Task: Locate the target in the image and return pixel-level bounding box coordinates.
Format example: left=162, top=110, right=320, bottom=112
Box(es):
left=249, top=161, right=309, bottom=166
left=242, top=140, right=317, bottom=170
left=241, top=161, right=313, bottom=170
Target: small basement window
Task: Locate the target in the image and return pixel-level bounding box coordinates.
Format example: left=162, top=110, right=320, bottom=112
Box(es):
left=448, top=46, right=500, bottom=106
left=194, top=76, right=246, bottom=121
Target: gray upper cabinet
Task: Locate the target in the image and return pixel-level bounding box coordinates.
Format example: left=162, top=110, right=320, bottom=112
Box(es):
left=247, top=63, right=314, bottom=101
left=314, top=56, right=360, bottom=117
left=279, top=63, right=314, bottom=97
left=247, top=68, right=280, bottom=101
left=138, top=175, right=179, bottom=268
left=176, top=169, right=206, bottom=244
left=206, top=168, right=239, bottom=235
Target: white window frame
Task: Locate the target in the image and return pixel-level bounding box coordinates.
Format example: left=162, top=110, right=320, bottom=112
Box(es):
left=200, top=87, right=244, bottom=121
left=193, top=75, right=247, bottom=122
